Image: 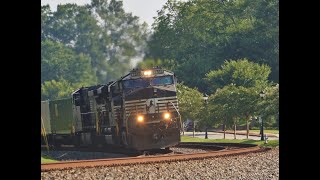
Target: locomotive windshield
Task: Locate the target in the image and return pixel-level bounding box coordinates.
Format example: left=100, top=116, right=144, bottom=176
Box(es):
left=123, top=76, right=173, bottom=89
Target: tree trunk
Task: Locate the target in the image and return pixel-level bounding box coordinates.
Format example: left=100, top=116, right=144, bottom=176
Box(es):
left=234, top=119, right=237, bottom=139
left=223, top=120, right=226, bottom=139
left=182, top=120, right=184, bottom=135
left=205, top=127, right=208, bottom=139
left=246, top=114, right=249, bottom=139
left=193, top=121, right=195, bottom=138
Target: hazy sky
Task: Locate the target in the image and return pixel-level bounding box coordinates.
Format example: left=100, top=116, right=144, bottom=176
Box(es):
left=41, top=0, right=168, bottom=27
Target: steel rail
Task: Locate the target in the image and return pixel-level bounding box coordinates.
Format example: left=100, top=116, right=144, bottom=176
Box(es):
left=42, top=144, right=269, bottom=171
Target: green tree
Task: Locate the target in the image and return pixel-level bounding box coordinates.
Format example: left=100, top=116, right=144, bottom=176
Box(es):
left=207, top=102, right=234, bottom=139
left=148, top=0, right=278, bottom=92
left=41, top=5, right=52, bottom=41
left=205, top=59, right=271, bottom=93
left=205, top=59, right=277, bottom=136
left=176, top=83, right=204, bottom=133
left=210, top=85, right=239, bottom=139
left=258, top=83, right=279, bottom=127
left=41, top=39, right=97, bottom=85
left=210, top=85, right=260, bottom=139
left=87, top=0, right=149, bottom=82
left=41, top=0, right=149, bottom=83
left=41, top=79, right=75, bottom=100
left=234, top=86, right=259, bottom=139
left=137, top=58, right=175, bottom=70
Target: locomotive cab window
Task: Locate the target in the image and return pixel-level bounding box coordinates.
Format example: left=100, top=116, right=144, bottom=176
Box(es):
left=150, top=76, right=173, bottom=86
left=123, top=76, right=173, bottom=89
left=123, top=78, right=149, bottom=89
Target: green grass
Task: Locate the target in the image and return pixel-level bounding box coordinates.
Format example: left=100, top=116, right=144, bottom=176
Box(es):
left=181, top=136, right=279, bottom=148
left=250, top=130, right=279, bottom=134
left=41, top=156, right=58, bottom=163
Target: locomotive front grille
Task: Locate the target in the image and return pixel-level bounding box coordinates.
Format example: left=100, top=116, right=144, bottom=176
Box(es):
left=124, top=96, right=179, bottom=115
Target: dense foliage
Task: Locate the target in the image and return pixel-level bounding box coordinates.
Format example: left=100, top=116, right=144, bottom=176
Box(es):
left=148, top=0, right=278, bottom=92
left=41, top=0, right=149, bottom=100
left=176, top=83, right=205, bottom=124
left=205, top=59, right=271, bottom=93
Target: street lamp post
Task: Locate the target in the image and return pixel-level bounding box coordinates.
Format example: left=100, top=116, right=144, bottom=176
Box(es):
left=259, top=91, right=265, bottom=141
left=203, top=94, right=209, bottom=139
left=259, top=116, right=264, bottom=141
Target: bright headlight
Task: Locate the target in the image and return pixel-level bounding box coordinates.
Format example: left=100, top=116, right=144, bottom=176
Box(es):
left=137, top=115, right=144, bottom=123
left=164, top=112, right=171, bottom=120
left=143, top=70, right=152, bottom=76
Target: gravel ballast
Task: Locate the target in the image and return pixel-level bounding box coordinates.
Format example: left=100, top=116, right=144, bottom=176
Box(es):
left=41, top=151, right=128, bottom=161
left=41, top=148, right=279, bottom=179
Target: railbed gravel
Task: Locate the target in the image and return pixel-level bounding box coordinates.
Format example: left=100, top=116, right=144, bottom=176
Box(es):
left=41, top=151, right=128, bottom=161
left=170, top=147, right=209, bottom=154
left=41, top=148, right=279, bottom=180
left=41, top=147, right=210, bottom=160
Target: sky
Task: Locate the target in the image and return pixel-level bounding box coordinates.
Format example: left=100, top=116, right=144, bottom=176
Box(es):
left=41, top=0, right=168, bottom=27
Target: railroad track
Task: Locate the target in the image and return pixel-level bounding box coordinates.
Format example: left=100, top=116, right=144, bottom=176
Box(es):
left=41, top=143, right=270, bottom=172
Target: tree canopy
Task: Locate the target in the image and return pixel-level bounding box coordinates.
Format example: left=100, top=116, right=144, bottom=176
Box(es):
left=148, top=0, right=278, bottom=92
left=41, top=0, right=149, bottom=100
left=41, top=39, right=97, bottom=85
left=205, top=59, right=271, bottom=93
left=176, top=83, right=204, bottom=123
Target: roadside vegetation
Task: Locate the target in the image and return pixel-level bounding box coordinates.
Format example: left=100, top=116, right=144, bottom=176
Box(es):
left=41, top=156, right=58, bottom=163
left=181, top=136, right=279, bottom=148
left=250, top=130, right=279, bottom=134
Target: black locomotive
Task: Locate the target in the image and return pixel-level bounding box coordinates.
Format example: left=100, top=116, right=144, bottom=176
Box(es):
left=41, top=67, right=181, bottom=150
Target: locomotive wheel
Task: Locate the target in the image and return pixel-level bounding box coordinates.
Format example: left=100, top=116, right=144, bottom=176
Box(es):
left=165, top=147, right=170, bottom=151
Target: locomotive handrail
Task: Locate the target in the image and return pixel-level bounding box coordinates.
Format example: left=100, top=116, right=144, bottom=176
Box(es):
left=169, top=101, right=183, bottom=133
left=169, top=101, right=180, bottom=116
left=41, top=116, right=50, bottom=152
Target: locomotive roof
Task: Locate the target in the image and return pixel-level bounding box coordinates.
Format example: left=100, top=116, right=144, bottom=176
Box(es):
left=121, top=67, right=174, bottom=81
left=71, top=84, right=106, bottom=95
left=70, top=67, right=175, bottom=92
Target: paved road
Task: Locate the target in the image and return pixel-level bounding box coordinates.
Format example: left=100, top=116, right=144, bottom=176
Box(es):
left=183, top=131, right=279, bottom=140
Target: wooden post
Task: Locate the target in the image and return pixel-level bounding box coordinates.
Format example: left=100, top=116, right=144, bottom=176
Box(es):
left=234, top=118, right=237, bottom=139
left=193, top=121, right=195, bottom=138
left=246, top=114, right=249, bottom=139
left=223, top=120, right=226, bottom=139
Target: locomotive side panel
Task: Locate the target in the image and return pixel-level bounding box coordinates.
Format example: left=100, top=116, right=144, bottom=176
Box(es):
left=49, top=98, right=74, bottom=134
left=41, top=100, right=52, bottom=134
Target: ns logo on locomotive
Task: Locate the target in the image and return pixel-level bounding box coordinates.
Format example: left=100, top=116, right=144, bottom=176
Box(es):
left=41, top=67, right=181, bottom=150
